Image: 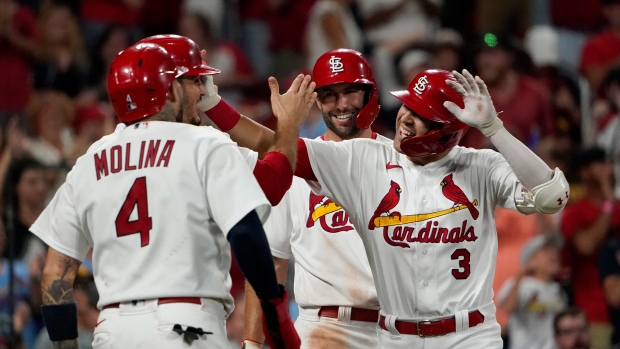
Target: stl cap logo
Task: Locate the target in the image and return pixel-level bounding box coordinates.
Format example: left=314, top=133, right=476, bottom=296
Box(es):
left=413, top=75, right=429, bottom=95
left=329, top=56, right=344, bottom=73
left=126, top=94, right=137, bottom=111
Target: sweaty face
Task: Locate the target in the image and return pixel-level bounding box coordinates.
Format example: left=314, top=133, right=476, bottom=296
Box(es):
left=392, top=105, right=434, bottom=154
left=179, top=75, right=207, bottom=126
left=316, top=83, right=366, bottom=140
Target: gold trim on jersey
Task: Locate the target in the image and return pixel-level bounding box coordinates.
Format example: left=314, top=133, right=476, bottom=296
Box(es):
left=373, top=200, right=479, bottom=228
left=311, top=202, right=342, bottom=222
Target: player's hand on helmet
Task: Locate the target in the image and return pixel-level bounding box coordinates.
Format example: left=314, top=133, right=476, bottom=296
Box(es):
left=443, top=69, right=503, bottom=137
left=269, top=74, right=317, bottom=127
left=259, top=285, right=301, bottom=349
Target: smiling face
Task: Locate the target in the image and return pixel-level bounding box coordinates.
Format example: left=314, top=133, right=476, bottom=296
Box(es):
left=316, top=82, right=367, bottom=140
left=178, top=75, right=207, bottom=126
left=392, top=105, right=436, bottom=153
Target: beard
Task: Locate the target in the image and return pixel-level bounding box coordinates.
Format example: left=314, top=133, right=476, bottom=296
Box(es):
left=322, top=109, right=363, bottom=140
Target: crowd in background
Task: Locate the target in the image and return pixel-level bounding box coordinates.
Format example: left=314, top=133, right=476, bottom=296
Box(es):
left=0, top=0, right=620, bottom=348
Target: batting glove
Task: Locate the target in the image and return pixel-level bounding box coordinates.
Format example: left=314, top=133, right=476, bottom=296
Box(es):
left=197, top=75, right=222, bottom=112
left=443, top=69, right=503, bottom=137
left=260, top=285, right=300, bottom=349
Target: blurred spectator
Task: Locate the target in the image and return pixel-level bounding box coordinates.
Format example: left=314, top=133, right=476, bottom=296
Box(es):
left=0, top=220, right=31, bottom=349
left=183, top=0, right=224, bottom=40
left=596, top=66, right=620, bottom=197
left=86, top=26, right=132, bottom=103
left=238, top=0, right=272, bottom=78
left=554, top=307, right=592, bottom=349
left=462, top=32, right=555, bottom=150
left=1, top=158, right=48, bottom=265
left=25, top=91, right=75, bottom=169
left=178, top=12, right=254, bottom=105
left=476, top=0, right=532, bottom=37
left=0, top=0, right=38, bottom=119
left=68, top=105, right=114, bottom=165
left=80, top=0, right=142, bottom=53
left=493, top=208, right=540, bottom=337
left=304, top=0, right=363, bottom=70
left=580, top=0, right=620, bottom=92
left=226, top=291, right=245, bottom=348
left=431, top=28, right=464, bottom=72
left=550, top=0, right=604, bottom=73
left=599, top=238, right=620, bottom=348
left=357, top=0, right=441, bottom=52
left=267, top=0, right=315, bottom=79
left=498, top=233, right=567, bottom=349
left=440, top=0, right=477, bottom=42
left=34, top=274, right=99, bottom=349
left=561, top=147, right=618, bottom=349
left=33, top=2, right=88, bottom=98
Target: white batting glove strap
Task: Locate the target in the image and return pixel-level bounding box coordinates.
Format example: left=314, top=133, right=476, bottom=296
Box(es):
left=241, top=340, right=263, bottom=349
left=197, top=75, right=222, bottom=112
left=444, top=69, right=503, bottom=137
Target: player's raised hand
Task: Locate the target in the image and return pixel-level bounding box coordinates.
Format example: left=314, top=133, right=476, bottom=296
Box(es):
left=443, top=69, right=504, bottom=137
left=268, top=74, right=317, bottom=126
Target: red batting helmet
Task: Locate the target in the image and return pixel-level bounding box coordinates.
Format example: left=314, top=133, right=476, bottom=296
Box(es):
left=138, top=34, right=220, bottom=76
left=107, top=43, right=184, bottom=123
left=312, top=49, right=379, bottom=129
left=390, top=69, right=468, bottom=158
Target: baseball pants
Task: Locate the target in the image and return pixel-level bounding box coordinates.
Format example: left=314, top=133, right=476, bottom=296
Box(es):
left=92, top=298, right=230, bottom=348
left=296, top=307, right=379, bottom=349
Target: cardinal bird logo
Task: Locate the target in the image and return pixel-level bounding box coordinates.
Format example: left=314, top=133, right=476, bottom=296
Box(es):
left=307, top=191, right=332, bottom=227
left=440, top=174, right=479, bottom=220
left=368, top=180, right=402, bottom=229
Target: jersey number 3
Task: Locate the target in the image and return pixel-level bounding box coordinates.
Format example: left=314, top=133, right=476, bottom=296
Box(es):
left=451, top=248, right=471, bottom=279
left=115, top=177, right=153, bottom=247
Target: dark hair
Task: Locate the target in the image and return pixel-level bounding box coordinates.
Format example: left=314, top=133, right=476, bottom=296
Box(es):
left=574, top=146, right=608, bottom=172
left=602, top=65, right=620, bottom=90
left=554, top=307, right=588, bottom=335
left=3, top=157, right=47, bottom=209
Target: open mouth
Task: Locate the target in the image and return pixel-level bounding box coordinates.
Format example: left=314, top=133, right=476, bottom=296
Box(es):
left=332, top=112, right=355, bottom=121
left=399, top=127, right=414, bottom=141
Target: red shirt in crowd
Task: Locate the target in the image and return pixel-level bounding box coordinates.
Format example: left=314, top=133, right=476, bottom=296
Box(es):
left=0, top=4, right=37, bottom=112
left=460, top=75, right=555, bottom=149
left=561, top=198, right=620, bottom=323
left=580, top=30, right=620, bottom=73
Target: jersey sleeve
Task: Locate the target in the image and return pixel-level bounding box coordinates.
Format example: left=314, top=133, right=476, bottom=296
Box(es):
left=29, top=182, right=91, bottom=261
left=485, top=150, right=521, bottom=210
left=263, top=188, right=294, bottom=259
left=303, top=138, right=362, bottom=213
left=237, top=146, right=258, bottom=169
left=200, top=140, right=271, bottom=236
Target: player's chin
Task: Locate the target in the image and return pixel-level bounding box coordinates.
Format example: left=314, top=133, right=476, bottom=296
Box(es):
left=393, top=139, right=404, bottom=154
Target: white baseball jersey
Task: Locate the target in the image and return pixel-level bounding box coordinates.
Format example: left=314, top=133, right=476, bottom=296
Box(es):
left=265, top=135, right=391, bottom=310
left=303, top=139, right=523, bottom=320
left=30, top=121, right=270, bottom=314
left=498, top=277, right=567, bottom=349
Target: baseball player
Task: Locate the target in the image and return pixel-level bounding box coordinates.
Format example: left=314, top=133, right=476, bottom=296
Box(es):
left=240, top=49, right=388, bottom=349
left=136, top=34, right=296, bottom=206
left=31, top=43, right=314, bottom=349
left=200, top=68, right=570, bottom=348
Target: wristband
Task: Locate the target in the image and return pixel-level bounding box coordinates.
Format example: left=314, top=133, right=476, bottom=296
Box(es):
left=481, top=117, right=503, bottom=137
left=200, top=99, right=241, bottom=132
left=602, top=201, right=614, bottom=214
left=41, top=303, right=78, bottom=341
left=241, top=339, right=263, bottom=349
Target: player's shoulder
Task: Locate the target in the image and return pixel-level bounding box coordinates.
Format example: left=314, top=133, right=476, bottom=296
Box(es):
left=451, top=146, right=504, bottom=166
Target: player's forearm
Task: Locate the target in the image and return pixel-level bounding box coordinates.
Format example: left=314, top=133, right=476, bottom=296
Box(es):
left=232, top=116, right=275, bottom=158
left=41, top=248, right=80, bottom=349
left=489, top=127, right=552, bottom=189
left=603, top=276, right=620, bottom=307
left=244, top=281, right=267, bottom=344
left=269, top=118, right=302, bottom=170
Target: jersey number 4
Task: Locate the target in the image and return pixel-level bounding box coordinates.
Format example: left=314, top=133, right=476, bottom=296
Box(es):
left=115, top=177, right=153, bottom=247
left=451, top=248, right=471, bottom=279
